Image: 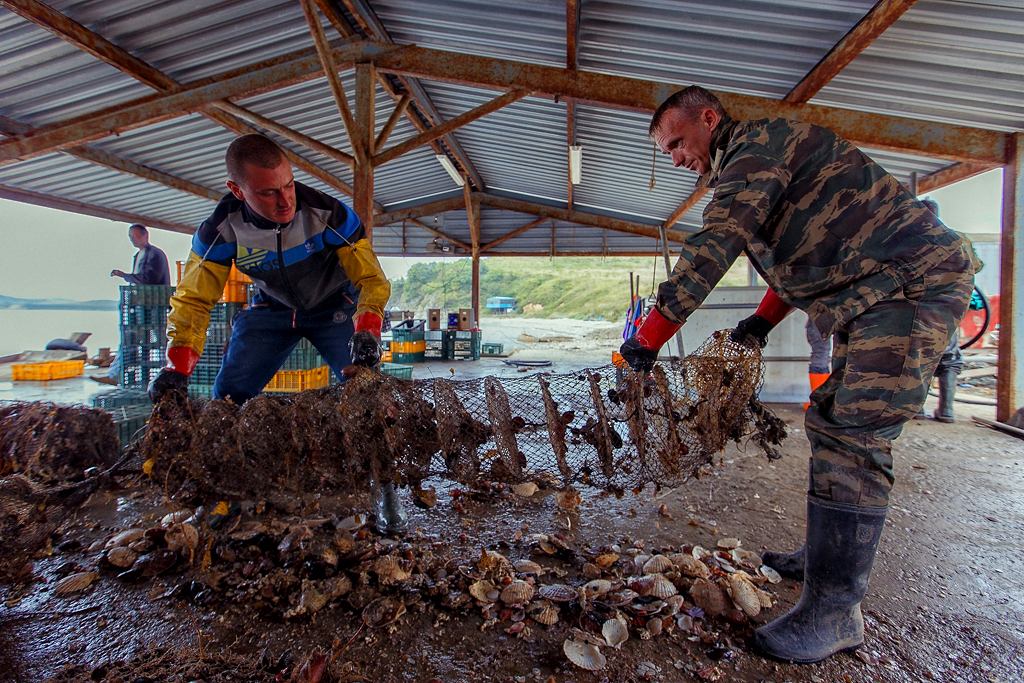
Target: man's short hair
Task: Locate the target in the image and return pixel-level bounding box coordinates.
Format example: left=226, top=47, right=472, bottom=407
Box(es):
left=921, top=198, right=940, bottom=217
left=128, top=223, right=148, bottom=236
left=649, top=86, right=727, bottom=136
left=225, top=134, right=286, bottom=183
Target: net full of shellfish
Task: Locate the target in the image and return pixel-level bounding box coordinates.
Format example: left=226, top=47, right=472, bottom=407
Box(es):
left=138, top=330, right=786, bottom=501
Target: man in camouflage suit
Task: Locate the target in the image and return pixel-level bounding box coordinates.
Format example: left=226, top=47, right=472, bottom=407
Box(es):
left=619, top=86, right=974, bottom=663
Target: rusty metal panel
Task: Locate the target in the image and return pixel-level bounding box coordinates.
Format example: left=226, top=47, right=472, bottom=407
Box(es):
left=813, top=0, right=1024, bottom=132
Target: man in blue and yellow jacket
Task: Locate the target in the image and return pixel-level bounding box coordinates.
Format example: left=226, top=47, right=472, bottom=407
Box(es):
left=149, top=133, right=390, bottom=405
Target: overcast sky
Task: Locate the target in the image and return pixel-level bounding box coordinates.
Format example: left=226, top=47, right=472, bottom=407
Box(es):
left=0, top=168, right=1005, bottom=302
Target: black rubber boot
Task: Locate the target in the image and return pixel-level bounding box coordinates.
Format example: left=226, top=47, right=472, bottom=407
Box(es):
left=761, top=544, right=806, bottom=580
left=934, top=371, right=956, bottom=423
left=372, top=481, right=408, bottom=535
left=754, top=495, right=887, bottom=663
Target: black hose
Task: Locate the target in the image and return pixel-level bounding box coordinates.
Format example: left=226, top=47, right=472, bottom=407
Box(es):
left=960, top=286, right=990, bottom=350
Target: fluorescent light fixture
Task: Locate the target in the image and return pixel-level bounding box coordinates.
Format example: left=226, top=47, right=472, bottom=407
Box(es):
left=569, top=145, right=583, bottom=185
left=436, top=154, right=465, bottom=186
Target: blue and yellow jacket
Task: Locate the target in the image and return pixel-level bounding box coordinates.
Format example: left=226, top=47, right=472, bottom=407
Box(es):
left=167, top=182, right=390, bottom=355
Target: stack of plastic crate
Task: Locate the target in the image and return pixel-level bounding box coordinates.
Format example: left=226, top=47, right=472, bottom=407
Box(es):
left=119, top=285, right=176, bottom=388
left=187, top=301, right=246, bottom=399
left=265, top=339, right=331, bottom=394
left=447, top=330, right=481, bottom=361
left=391, top=328, right=425, bottom=363
left=424, top=329, right=447, bottom=360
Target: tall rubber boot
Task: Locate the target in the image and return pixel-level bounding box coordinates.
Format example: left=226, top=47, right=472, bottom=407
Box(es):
left=754, top=495, right=887, bottom=663
left=372, top=481, right=408, bottom=534
left=803, top=373, right=829, bottom=411
left=761, top=544, right=805, bottom=580
left=933, top=371, right=956, bottom=423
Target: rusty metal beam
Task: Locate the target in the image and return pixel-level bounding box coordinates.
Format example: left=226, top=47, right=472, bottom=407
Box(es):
left=997, top=133, right=1023, bottom=421
left=215, top=100, right=354, bottom=168
left=663, top=186, right=708, bottom=230
left=917, top=162, right=998, bottom=194
left=372, top=45, right=1006, bottom=164
left=299, top=0, right=364, bottom=165
left=0, top=183, right=195, bottom=233
left=340, top=0, right=486, bottom=190
left=374, top=195, right=467, bottom=225
left=374, top=95, right=411, bottom=152
left=477, top=193, right=688, bottom=243
left=566, top=0, right=581, bottom=70
left=0, top=41, right=396, bottom=166
left=373, top=89, right=528, bottom=167
left=1, top=115, right=223, bottom=202
left=785, top=0, right=918, bottom=104
left=481, top=216, right=548, bottom=252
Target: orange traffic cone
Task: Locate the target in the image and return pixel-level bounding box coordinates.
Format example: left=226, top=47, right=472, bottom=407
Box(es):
left=803, top=372, right=829, bottom=410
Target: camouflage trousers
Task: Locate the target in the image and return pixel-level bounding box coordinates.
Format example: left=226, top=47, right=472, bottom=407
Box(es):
left=804, top=253, right=974, bottom=507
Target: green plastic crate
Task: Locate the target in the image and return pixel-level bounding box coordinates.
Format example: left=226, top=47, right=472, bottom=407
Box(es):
left=91, top=388, right=152, bottom=410
left=392, top=351, right=425, bottom=364
left=392, top=328, right=425, bottom=343
left=481, top=343, right=503, bottom=355
left=381, top=362, right=413, bottom=380
left=109, top=404, right=152, bottom=450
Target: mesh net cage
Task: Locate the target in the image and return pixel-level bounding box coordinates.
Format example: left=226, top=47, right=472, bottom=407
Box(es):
left=139, top=330, right=786, bottom=501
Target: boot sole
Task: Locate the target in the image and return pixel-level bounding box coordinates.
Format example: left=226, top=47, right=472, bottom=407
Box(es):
left=754, top=638, right=863, bottom=664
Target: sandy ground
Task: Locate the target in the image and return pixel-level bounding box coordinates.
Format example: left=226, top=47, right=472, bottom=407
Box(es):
left=2, top=398, right=1022, bottom=682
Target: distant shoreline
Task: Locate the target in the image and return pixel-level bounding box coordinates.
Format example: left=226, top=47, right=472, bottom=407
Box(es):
left=0, top=295, right=117, bottom=311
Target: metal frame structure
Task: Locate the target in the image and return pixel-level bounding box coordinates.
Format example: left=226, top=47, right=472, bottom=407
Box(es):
left=0, top=0, right=1021, bottom=415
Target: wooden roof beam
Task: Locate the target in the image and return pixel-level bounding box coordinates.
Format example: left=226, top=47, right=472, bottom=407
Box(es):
left=481, top=216, right=547, bottom=252
left=917, top=162, right=999, bottom=194
left=785, top=0, right=919, bottom=104
left=374, top=195, right=467, bottom=225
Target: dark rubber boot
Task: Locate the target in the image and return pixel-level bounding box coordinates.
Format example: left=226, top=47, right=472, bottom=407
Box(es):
left=372, top=481, right=408, bottom=534
left=934, top=371, right=956, bottom=423
left=754, top=495, right=887, bottom=663
left=761, top=544, right=806, bottom=580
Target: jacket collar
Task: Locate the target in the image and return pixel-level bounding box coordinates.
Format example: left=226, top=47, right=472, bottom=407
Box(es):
left=700, top=114, right=739, bottom=188
left=240, top=197, right=300, bottom=230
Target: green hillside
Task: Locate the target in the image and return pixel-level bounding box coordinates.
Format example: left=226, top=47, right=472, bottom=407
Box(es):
left=387, top=255, right=753, bottom=321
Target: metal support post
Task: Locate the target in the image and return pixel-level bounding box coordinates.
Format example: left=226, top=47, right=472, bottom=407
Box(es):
left=997, top=133, right=1023, bottom=421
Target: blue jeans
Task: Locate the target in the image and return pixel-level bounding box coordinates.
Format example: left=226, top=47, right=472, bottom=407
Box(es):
left=213, top=289, right=356, bottom=403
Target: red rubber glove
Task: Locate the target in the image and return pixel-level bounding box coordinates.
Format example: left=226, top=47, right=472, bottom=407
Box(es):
left=731, top=289, right=794, bottom=347
left=148, top=346, right=198, bottom=402
left=619, top=308, right=682, bottom=373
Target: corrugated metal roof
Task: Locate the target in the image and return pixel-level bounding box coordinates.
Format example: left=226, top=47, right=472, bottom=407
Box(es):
left=0, top=0, right=1020, bottom=255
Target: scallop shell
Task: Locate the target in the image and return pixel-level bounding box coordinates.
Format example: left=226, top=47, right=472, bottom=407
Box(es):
left=663, top=594, right=685, bottom=616
left=105, top=546, right=138, bottom=569
left=582, top=579, right=612, bottom=599
left=105, top=529, right=144, bottom=549
left=671, top=553, right=711, bottom=579
left=759, top=565, right=783, bottom=584
left=595, top=553, right=619, bottom=568
left=285, top=581, right=328, bottom=619
left=731, top=548, right=762, bottom=568
left=646, top=616, right=663, bottom=637
left=500, top=580, right=535, bottom=605
left=717, top=537, right=741, bottom=550
left=648, top=574, right=678, bottom=599
left=527, top=600, right=560, bottom=625
left=373, top=555, right=412, bottom=584
left=160, top=510, right=192, bottom=527
left=165, top=523, right=199, bottom=555
left=602, top=616, right=629, bottom=649
left=512, top=482, right=539, bottom=497
left=470, top=580, right=498, bottom=603
left=538, top=583, right=577, bottom=602
left=643, top=554, right=674, bottom=574
left=53, top=571, right=98, bottom=596
left=135, top=548, right=179, bottom=576
left=599, top=588, right=637, bottom=607
left=691, top=545, right=710, bottom=560
left=690, top=578, right=728, bottom=617
left=563, top=640, right=607, bottom=671
left=728, top=575, right=762, bottom=617
left=515, top=559, right=543, bottom=575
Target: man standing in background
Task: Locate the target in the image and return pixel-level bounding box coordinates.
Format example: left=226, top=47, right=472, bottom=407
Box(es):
left=91, top=224, right=170, bottom=385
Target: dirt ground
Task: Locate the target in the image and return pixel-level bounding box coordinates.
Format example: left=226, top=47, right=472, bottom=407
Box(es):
left=1, top=402, right=1022, bottom=683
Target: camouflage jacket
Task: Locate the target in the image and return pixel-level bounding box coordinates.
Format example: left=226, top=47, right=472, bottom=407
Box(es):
left=658, top=115, right=971, bottom=338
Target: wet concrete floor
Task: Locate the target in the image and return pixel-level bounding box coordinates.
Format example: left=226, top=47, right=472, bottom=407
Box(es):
left=2, top=404, right=1023, bottom=682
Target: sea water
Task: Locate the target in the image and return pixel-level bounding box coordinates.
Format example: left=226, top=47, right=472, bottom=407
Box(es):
left=0, top=309, right=122, bottom=357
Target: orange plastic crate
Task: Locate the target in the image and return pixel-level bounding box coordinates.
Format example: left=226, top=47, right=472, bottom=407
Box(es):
left=217, top=264, right=253, bottom=303
left=12, top=360, right=86, bottom=381
left=264, top=365, right=331, bottom=393
left=390, top=340, right=425, bottom=353
left=381, top=348, right=392, bottom=363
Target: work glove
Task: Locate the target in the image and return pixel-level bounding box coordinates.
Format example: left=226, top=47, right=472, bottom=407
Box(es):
left=148, top=346, right=198, bottom=402
left=730, top=288, right=794, bottom=348
left=350, top=312, right=384, bottom=368
left=618, top=307, right=682, bottom=374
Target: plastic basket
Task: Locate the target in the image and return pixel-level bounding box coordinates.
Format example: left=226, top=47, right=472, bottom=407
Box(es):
left=209, top=302, right=246, bottom=324
left=390, top=340, right=426, bottom=354
left=381, top=348, right=392, bottom=363
left=119, top=284, right=176, bottom=308
left=188, top=384, right=215, bottom=399
left=12, top=360, right=86, bottom=381
left=91, top=388, right=152, bottom=410
left=392, top=351, right=425, bottom=364
left=281, top=339, right=325, bottom=371
left=120, top=324, right=166, bottom=346
left=481, top=343, right=503, bottom=355
left=221, top=264, right=253, bottom=303
left=381, top=362, right=413, bottom=380
left=264, top=365, right=331, bottom=393
left=392, top=329, right=425, bottom=343
left=109, top=404, right=152, bottom=450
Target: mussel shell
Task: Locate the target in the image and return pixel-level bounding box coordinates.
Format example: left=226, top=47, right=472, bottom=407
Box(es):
left=104, top=546, right=138, bottom=569
left=136, top=548, right=179, bottom=577
left=105, top=529, right=144, bottom=549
